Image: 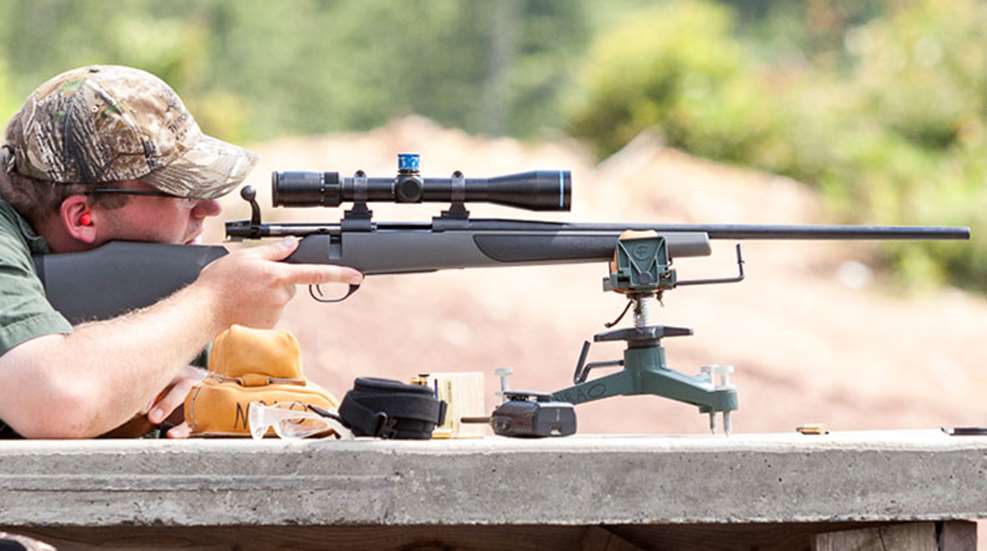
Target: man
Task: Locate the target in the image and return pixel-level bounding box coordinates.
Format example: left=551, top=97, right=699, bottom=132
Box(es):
left=0, top=65, right=363, bottom=439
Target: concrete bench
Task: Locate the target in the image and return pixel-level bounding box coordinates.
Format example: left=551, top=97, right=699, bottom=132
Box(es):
left=1, top=430, right=983, bottom=550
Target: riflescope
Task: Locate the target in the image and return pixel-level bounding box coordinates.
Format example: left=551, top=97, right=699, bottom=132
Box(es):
left=273, top=153, right=571, bottom=211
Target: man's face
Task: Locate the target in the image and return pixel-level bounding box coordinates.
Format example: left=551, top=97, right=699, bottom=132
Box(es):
left=93, top=180, right=223, bottom=245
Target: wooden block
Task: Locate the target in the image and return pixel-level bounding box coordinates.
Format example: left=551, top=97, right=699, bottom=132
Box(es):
left=939, top=521, right=977, bottom=551
left=427, top=371, right=488, bottom=438
left=813, top=523, right=936, bottom=551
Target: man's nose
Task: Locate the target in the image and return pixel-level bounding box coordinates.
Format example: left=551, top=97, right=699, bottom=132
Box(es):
left=192, top=198, right=222, bottom=218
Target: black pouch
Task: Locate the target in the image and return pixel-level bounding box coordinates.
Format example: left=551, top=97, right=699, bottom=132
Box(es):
left=339, top=377, right=447, bottom=439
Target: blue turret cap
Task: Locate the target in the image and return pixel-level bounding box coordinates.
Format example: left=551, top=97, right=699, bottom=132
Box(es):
left=398, top=153, right=420, bottom=173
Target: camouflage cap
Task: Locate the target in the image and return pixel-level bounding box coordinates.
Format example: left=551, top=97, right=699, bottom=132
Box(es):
left=3, top=65, right=257, bottom=199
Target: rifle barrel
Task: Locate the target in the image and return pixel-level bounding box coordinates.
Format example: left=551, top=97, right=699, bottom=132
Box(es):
left=552, top=223, right=971, bottom=240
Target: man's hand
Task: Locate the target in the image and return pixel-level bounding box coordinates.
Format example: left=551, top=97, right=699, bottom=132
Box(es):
left=143, top=364, right=206, bottom=426
left=87, top=364, right=205, bottom=439
left=165, top=421, right=192, bottom=439
left=195, top=237, right=363, bottom=329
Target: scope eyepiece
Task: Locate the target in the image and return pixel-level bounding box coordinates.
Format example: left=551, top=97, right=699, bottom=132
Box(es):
left=271, top=169, right=572, bottom=211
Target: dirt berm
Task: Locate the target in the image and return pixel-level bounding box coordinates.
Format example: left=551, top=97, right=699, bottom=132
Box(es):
left=206, top=117, right=986, bottom=435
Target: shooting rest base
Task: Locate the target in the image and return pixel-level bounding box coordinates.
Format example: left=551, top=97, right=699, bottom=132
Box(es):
left=551, top=324, right=738, bottom=429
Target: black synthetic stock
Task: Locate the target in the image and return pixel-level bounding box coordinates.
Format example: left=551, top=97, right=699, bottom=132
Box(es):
left=285, top=230, right=712, bottom=274
left=33, top=242, right=227, bottom=325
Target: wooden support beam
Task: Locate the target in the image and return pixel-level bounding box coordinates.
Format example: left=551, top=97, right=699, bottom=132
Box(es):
left=581, top=526, right=647, bottom=551
left=813, top=521, right=976, bottom=551
left=2, top=521, right=976, bottom=551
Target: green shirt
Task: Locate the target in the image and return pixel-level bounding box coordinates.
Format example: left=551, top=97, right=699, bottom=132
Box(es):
left=0, top=199, right=209, bottom=438
left=0, top=198, right=72, bottom=354
left=0, top=197, right=72, bottom=438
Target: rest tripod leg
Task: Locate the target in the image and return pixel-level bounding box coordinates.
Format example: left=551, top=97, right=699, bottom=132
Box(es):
left=551, top=342, right=738, bottom=433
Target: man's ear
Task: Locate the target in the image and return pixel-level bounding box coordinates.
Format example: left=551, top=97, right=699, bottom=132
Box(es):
left=59, top=195, right=97, bottom=244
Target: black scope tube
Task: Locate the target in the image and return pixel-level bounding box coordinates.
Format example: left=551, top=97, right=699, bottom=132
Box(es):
left=272, top=170, right=571, bottom=212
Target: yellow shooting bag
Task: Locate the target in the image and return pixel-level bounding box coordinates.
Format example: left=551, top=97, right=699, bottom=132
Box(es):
left=183, top=324, right=338, bottom=437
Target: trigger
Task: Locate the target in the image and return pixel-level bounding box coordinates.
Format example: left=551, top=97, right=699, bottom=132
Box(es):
left=340, top=283, right=361, bottom=301
left=309, top=283, right=361, bottom=303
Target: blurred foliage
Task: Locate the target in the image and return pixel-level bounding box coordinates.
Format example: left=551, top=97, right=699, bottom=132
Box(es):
left=566, top=2, right=774, bottom=162
left=0, top=0, right=983, bottom=292
left=0, top=0, right=589, bottom=140
left=567, top=0, right=987, bottom=293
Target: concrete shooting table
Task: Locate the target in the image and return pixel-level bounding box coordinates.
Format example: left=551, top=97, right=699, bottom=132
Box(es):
left=0, top=430, right=985, bottom=550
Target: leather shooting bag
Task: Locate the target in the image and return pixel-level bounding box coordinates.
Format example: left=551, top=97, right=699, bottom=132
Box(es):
left=184, top=324, right=338, bottom=437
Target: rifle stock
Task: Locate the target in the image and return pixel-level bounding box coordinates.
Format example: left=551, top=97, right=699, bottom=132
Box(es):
left=33, top=228, right=711, bottom=323
left=287, top=228, right=713, bottom=274
left=33, top=242, right=227, bottom=325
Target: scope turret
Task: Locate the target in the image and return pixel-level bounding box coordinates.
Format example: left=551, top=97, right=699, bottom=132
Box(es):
left=272, top=153, right=571, bottom=212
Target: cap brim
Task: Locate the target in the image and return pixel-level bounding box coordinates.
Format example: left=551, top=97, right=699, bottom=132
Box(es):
left=142, top=134, right=259, bottom=199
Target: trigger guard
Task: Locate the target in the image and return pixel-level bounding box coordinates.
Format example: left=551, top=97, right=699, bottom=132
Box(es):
left=309, top=283, right=361, bottom=303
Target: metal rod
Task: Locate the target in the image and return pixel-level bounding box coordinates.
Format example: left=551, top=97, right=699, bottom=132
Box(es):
left=635, top=296, right=658, bottom=328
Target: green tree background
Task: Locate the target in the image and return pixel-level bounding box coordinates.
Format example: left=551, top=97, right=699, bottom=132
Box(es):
left=0, top=0, right=982, bottom=292
left=0, top=0, right=588, bottom=140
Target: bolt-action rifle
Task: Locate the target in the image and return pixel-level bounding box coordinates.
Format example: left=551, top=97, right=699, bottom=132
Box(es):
left=33, top=154, right=971, bottom=433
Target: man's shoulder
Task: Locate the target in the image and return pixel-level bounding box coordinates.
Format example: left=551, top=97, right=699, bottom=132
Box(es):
left=0, top=197, right=47, bottom=258
left=0, top=196, right=71, bottom=358
left=0, top=196, right=52, bottom=321
left=0, top=197, right=21, bottom=233
left=0, top=199, right=31, bottom=258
